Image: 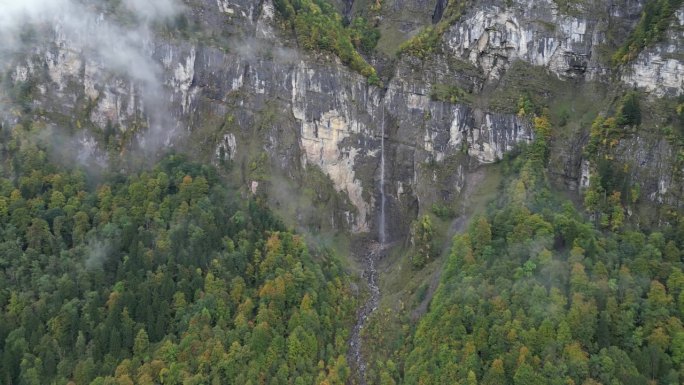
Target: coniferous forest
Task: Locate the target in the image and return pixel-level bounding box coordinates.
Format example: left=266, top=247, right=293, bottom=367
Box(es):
left=403, top=116, right=684, bottom=385
left=1, top=0, right=684, bottom=384
left=0, top=123, right=355, bottom=385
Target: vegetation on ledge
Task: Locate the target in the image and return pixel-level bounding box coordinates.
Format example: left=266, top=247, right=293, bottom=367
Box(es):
left=273, top=0, right=381, bottom=85
left=613, top=0, right=683, bottom=64
left=398, top=0, right=470, bottom=59
left=430, top=84, right=470, bottom=104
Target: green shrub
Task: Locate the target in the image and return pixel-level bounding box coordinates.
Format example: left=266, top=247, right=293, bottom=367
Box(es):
left=613, top=0, right=683, bottom=64
left=616, top=91, right=641, bottom=127
left=349, top=17, right=381, bottom=54
left=411, top=215, right=434, bottom=269
left=431, top=202, right=456, bottom=219
left=398, top=0, right=470, bottom=59
left=398, top=26, right=443, bottom=59
left=430, top=84, right=469, bottom=103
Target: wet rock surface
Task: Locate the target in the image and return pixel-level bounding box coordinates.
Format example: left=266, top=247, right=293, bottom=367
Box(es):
left=349, top=241, right=384, bottom=385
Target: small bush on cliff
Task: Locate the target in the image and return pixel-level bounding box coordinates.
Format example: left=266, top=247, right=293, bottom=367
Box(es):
left=431, top=84, right=469, bottom=104
left=411, top=215, right=435, bottom=269
left=616, top=91, right=642, bottom=127
left=398, top=0, right=470, bottom=59
left=349, top=17, right=381, bottom=54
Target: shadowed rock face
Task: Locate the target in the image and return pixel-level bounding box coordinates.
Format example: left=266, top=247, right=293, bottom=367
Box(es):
left=432, top=0, right=450, bottom=23
left=3, top=0, right=683, bottom=237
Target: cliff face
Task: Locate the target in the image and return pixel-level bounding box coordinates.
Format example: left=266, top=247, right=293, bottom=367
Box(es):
left=3, top=0, right=683, bottom=238
left=441, top=0, right=629, bottom=81
left=623, top=8, right=684, bottom=96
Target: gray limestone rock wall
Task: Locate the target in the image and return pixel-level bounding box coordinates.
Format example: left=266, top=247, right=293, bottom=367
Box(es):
left=3, top=0, right=683, bottom=238
left=622, top=8, right=684, bottom=97
left=441, top=0, right=646, bottom=82
left=2, top=0, right=534, bottom=240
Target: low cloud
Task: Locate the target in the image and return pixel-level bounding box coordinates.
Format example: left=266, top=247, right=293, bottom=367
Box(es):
left=84, top=238, right=111, bottom=270
left=0, top=0, right=185, bottom=165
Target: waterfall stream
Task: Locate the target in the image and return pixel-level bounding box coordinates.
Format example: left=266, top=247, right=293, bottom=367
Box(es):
left=349, top=243, right=381, bottom=385
left=350, top=105, right=387, bottom=384
left=379, top=105, right=386, bottom=246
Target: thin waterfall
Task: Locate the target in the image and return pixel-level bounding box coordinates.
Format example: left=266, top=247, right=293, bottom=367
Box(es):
left=379, top=105, right=386, bottom=245
left=350, top=103, right=387, bottom=385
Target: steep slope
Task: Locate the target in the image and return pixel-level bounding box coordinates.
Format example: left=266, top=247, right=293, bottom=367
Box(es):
left=0, top=0, right=683, bottom=384
left=3, top=0, right=682, bottom=242
left=404, top=115, right=684, bottom=385
left=0, top=130, right=355, bottom=384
